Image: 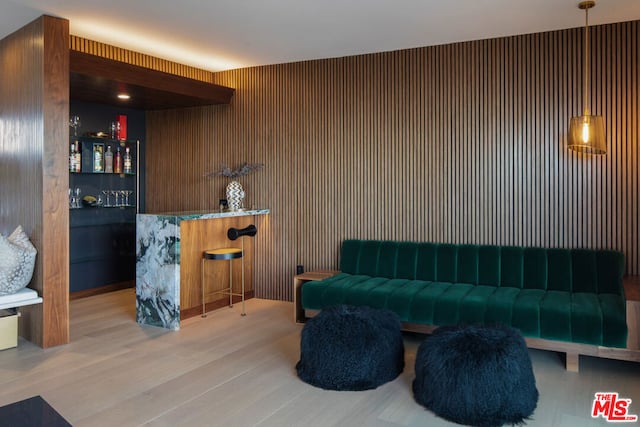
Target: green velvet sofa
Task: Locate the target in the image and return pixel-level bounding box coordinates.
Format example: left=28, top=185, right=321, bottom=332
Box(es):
left=300, top=240, right=629, bottom=369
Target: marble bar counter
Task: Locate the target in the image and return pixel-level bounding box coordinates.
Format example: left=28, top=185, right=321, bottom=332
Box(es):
left=136, top=209, right=269, bottom=329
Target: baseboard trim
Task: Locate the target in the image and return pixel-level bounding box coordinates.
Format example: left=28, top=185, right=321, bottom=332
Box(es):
left=69, top=281, right=135, bottom=300
left=180, top=291, right=255, bottom=320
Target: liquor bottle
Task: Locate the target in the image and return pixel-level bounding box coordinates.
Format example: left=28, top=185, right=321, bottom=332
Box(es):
left=74, top=141, right=82, bottom=172
left=104, top=146, right=113, bottom=173
left=69, top=142, right=76, bottom=172
left=93, top=145, right=103, bottom=172
left=123, top=146, right=132, bottom=174
left=110, top=121, right=119, bottom=139
left=114, top=146, right=123, bottom=174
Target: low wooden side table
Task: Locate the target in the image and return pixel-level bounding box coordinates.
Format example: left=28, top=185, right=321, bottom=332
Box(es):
left=293, top=270, right=339, bottom=323
left=624, top=276, right=640, bottom=350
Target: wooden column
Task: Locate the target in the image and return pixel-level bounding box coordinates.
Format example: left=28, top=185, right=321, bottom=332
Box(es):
left=0, top=15, right=70, bottom=347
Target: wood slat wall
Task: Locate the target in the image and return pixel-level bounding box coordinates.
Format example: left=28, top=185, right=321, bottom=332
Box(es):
left=0, top=16, right=70, bottom=347
left=76, top=21, right=639, bottom=301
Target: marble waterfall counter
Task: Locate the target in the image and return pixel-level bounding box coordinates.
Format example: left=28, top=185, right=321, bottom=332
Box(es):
left=136, top=209, right=269, bottom=329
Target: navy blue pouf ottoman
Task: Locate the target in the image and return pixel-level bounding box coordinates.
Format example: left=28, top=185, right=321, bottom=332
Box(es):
left=296, top=304, right=404, bottom=391
left=413, top=324, right=538, bottom=427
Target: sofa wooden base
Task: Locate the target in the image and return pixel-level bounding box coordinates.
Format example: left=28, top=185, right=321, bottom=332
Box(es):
left=400, top=322, right=640, bottom=373
left=302, top=309, right=640, bottom=373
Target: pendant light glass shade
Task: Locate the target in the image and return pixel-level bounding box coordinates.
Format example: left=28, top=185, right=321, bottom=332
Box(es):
left=568, top=114, right=606, bottom=154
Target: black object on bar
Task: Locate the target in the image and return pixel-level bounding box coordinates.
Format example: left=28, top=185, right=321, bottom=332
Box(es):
left=227, top=224, right=257, bottom=240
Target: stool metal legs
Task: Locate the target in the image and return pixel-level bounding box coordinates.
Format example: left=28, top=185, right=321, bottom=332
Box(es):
left=228, top=255, right=247, bottom=316
left=201, top=257, right=207, bottom=318
left=201, top=248, right=246, bottom=317
left=228, top=259, right=233, bottom=308
left=240, top=238, right=246, bottom=316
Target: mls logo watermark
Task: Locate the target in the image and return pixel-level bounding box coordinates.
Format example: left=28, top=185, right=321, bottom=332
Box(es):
left=592, top=392, right=638, bottom=422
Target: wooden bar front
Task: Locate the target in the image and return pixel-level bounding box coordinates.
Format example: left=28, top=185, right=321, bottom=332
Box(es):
left=180, top=216, right=256, bottom=319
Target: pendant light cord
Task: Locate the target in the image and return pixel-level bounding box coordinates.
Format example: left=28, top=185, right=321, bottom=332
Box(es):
left=583, top=6, right=590, bottom=116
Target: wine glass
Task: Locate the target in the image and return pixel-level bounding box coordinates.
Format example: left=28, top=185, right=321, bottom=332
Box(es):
left=122, top=190, right=133, bottom=206
left=69, top=116, right=81, bottom=136
left=102, top=189, right=111, bottom=207
left=111, top=190, right=120, bottom=206
left=74, top=187, right=82, bottom=208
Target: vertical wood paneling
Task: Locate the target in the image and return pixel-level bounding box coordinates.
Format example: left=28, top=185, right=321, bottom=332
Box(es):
left=137, top=21, right=640, bottom=300
left=69, top=35, right=216, bottom=83
left=0, top=16, right=69, bottom=347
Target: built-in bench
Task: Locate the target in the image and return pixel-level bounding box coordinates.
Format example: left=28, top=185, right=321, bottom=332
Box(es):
left=0, top=288, right=43, bottom=310
left=296, top=240, right=640, bottom=372
left=0, top=288, right=43, bottom=350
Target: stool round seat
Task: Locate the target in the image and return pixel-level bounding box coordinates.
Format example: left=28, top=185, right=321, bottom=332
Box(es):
left=204, top=248, right=243, bottom=260
left=296, top=304, right=404, bottom=391
left=413, top=324, right=538, bottom=427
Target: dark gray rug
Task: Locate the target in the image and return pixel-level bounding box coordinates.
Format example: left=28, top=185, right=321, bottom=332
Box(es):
left=0, top=396, right=71, bottom=427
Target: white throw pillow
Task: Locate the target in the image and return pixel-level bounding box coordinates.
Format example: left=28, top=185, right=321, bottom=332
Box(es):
left=0, top=225, right=37, bottom=295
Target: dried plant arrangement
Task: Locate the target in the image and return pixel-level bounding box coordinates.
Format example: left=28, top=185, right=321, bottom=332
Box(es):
left=206, top=162, right=264, bottom=179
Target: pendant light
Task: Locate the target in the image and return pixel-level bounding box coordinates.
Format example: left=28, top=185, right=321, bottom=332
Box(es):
left=568, top=0, right=606, bottom=155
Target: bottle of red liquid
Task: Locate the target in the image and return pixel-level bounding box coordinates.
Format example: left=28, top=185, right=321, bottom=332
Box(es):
left=114, top=146, right=123, bottom=174
left=74, top=142, right=81, bottom=172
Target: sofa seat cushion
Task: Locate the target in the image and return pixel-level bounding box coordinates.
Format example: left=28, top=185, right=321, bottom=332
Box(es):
left=343, top=277, right=396, bottom=307
left=408, top=282, right=449, bottom=324
left=386, top=280, right=432, bottom=321
left=361, top=278, right=415, bottom=309
left=511, top=289, right=546, bottom=337
left=540, top=291, right=573, bottom=341
left=571, top=293, right=603, bottom=345
left=484, top=287, right=520, bottom=325
left=303, top=275, right=429, bottom=322
left=432, top=283, right=475, bottom=325
left=301, top=273, right=368, bottom=309
left=301, top=275, right=628, bottom=347
left=599, top=293, right=628, bottom=347
left=458, top=285, right=499, bottom=324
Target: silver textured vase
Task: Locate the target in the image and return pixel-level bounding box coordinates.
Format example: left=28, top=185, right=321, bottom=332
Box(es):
left=226, top=180, right=245, bottom=211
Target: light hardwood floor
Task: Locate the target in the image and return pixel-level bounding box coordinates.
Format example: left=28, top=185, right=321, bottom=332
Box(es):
left=0, top=289, right=639, bottom=426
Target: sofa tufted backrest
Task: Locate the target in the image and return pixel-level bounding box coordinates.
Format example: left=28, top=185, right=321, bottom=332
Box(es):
left=339, top=239, right=625, bottom=295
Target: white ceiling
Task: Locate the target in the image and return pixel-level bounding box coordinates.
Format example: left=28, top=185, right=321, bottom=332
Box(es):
left=2, top=0, right=640, bottom=72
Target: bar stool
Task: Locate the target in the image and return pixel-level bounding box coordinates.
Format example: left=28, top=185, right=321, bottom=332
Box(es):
left=201, top=224, right=257, bottom=317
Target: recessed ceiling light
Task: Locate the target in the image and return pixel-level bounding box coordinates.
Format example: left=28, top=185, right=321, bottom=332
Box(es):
left=117, top=94, right=131, bottom=100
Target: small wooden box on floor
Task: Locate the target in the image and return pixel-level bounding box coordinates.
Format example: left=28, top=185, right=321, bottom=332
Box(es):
left=293, top=270, right=340, bottom=323
left=625, top=276, right=640, bottom=350
left=0, top=310, right=18, bottom=350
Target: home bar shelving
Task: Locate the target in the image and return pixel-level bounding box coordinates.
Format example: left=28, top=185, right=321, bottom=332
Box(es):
left=69, top=133, right=140, bottom=294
